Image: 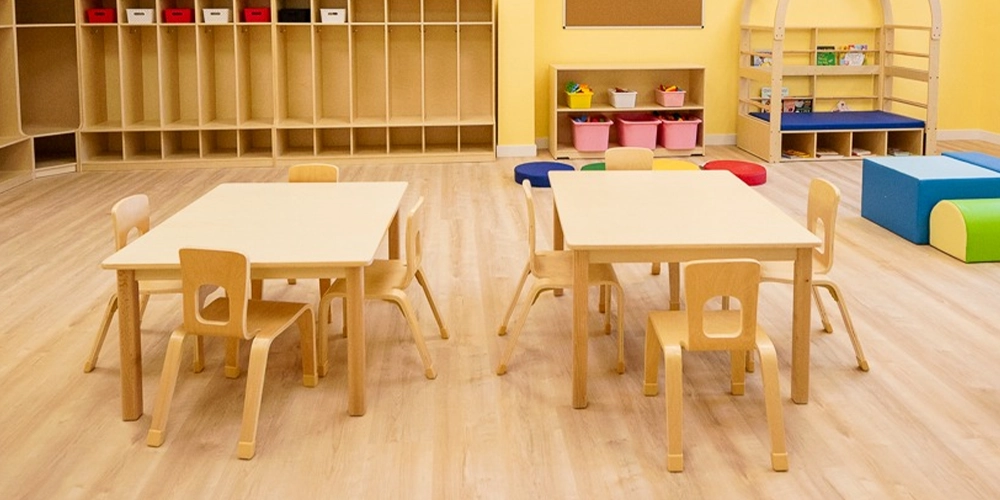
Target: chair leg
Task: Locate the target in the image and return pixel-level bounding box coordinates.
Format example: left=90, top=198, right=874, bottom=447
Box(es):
left=821, top=282, right=870, bottom=372
left=415, top=269, right=449, bottom=340
left=388, top=291, right=436, bottom=379
left=147, top=330, right=189, bottom=448
left=730, top=350, right=746, bottom=395
left=756, top=339, right=789, bottom=472
left=192, top=336, right=205, bottom=373
left=498, top=263, right=530, bottom=336
left=296, top=309, right=318, bottom=387
left=668, top=263, right=681, bottom=311
left=745, top=349, right=755, bottom=373
left=651, top=262, right=661, bottom=275
left=224, top=338, right=241, bottom=378
left=237, top=336, right=275, bottom=460
left=614, top=283, right=626, bottom=374
left=138, top=293, right=151, bottom=318
left=643, top=317, right=660, bottom=396
left=599, top=285, right=607, bottom=314
left=316, top=292, right=336, bottom=377
left=812, top=285, right=833, bottom=333
left=664, top=345, right=684, bottom=472
left=602, top=285, right=612, bottom=334
left=84, top=294, right=119, bottom=372
left=496, top=284, right=544, bottom=375
left=318, top=279, right=333, bottom=325
left=288, top=278, right=297, bottom=285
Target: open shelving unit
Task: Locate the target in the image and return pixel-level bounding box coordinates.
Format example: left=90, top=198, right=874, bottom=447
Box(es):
left=736, top=0, right=941, bottom=163
left=549, top=64, right=705, bottom=160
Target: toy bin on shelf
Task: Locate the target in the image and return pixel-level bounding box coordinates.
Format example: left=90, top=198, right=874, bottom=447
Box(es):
left=126, top=9, right=154, bottom=24
left=607, top=89, right=637, bottom=109
left=655, top=89, right=686, bottom=107
left=243, top=8, right=271, bottom=22
left=203, top=9, right=231, bottom=24
left=86, top=8, right=116, bottom=23
left=320, top=8, right=346, bottom=23
left=565, top=91, right=593, bottom=109
left=571, top=117, right=613, bottom=152
left=164, top=9, right=194, bottom=23
left=614, top=114, right=660, bottom=149
left=278, top=8, right=310, bottom=23
left=658, top=117, right=701, bottom=150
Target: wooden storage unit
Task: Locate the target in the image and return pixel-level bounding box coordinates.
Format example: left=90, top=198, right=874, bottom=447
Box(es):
left=737, top=0, right=941, bottom=162
left=549, top=64, right=706, bottom=160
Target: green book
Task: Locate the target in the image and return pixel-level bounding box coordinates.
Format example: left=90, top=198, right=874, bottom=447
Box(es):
left=817, top=46, right=836, bottom=66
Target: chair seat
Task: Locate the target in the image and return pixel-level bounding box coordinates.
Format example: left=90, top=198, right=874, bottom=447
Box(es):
left=649, top=309, right=762, bottom=347
left=759, top=260, right=836, bottom=286
left=203, top=298, right=313, bottom=337
left=514, top=161, right=575, bottom=187
left=703, top=160, right=767, bottom=186
left=138, top=279, right=182, bottom=294
left=325, top=259, right=409, bottom=298
left=533, top=250, right=620, bottom=286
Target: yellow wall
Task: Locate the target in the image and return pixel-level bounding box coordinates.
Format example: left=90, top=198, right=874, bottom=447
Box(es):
left=495, top=0, right=997, bottom=147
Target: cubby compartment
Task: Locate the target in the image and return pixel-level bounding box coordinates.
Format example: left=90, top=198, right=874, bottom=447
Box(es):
left=425, top=126, right=457, bottom=154
left=888, top=130, right=924, bottom=156
left=276, top=25, right=315, bottom=125
left=351, top=0, right=384, bottom=23
left=387, top=0, right=419, bottom=23
left=781, top=132, right=816, bottom=159
left=276, top=128, right=315, bottom=156
left=353, top=26, right=387, bottom=123
left=162, top=130, right=201, bottom=159
left=0, top=29, right=20, bottom=142
left=201, top=129, right=239, bottom=158
left=199, top=25, right=238, bottom=127
left=121, top=26, right=161, bottom=127
left=17, top=0, right=75, bottom=24
left=317, top=127, right=350, bottom=156
left=80, top=26, right=122, bottom=128
left=237, top=0, right=272, bottom=23
left=315, top=24, right=350, bottom=125
left=160, top=25, right=201, bottom=128
left=0, top=0, right=13, bottom=26
left=0, top=140, right=32, bottom=191
left=124, top=131, right=163, bottom=160
left=32, top=133, right=77, bottom=174
left=424, top=0, right=456, bottom=23
left=388, top=25, right=422, bottom=123
left=853, top=131, right=887, bottom=157
left=81, top=132, right=124, bottom=162
left=815, top=131, right=851, bottom=158
left=388, top=126, right=422, bottom=155
left=460, top=0, right=492, bottom=23
left=459, top=125, right=493, bottom=154
left=200, top=0, right=234, bottom=23
left=424, top=25, right=458, bottom=121
left=238, top=128, right=273, bottom=157
left=237, top=25, right=274, bottom=126
left=17, top=26, right=79, bottom=135
left=354, top=127, right=388, bottom=155
left=458, top=25, right=492, bottom=122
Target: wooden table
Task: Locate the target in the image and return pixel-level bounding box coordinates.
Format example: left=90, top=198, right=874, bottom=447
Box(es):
left=101, top=182, right=407, bottom=420
left=548, top=170, right=821, bottom=408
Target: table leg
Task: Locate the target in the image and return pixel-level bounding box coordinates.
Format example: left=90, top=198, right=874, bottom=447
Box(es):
left=345, top=266, right=367, bottom=416
left=790, top=248, right=813, bottom=404
left=388, top=210, right=401, bottom=260
left=116, top=270, right=143, bottom=421
left=572, top=250, right=589, bottom=409
left=554, top=201, right=565, bottom=297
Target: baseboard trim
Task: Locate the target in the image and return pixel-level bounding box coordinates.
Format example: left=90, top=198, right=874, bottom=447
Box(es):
left=937, top=129, right=1000, bottom=144
left=497, top=144, right=538, bottom=158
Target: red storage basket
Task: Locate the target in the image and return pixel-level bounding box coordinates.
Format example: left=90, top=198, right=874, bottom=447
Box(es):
left=658, top=117, right=702, bottom=150
left=163, top=8, right=194, bottom=23
left=86, top=8, right=116, bottom=24
left=571, top=117, right=612, bottom=152
left=614, top=114, right=659, bottom=149
left=243, top=8, right=271, bottom=22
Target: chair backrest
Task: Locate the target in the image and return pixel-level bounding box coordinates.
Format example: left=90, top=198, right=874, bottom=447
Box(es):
left=403, top=197, right=427, bottom=285
left=807, top=178, right=839, bottom=274
left=288, top=163, right=340, bottom=183
left=111, top=194, right=151, bottom=250
left=683, top=259, right=761, bottom=352
left=605, top=147, right=654, bottom=170
left=179, top=248, right=251, bottom=340
left=520, top=180, right=544, bottom=275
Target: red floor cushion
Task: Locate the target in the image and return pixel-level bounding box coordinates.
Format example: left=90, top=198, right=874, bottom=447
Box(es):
left=703, top=160, right=767, bottom=186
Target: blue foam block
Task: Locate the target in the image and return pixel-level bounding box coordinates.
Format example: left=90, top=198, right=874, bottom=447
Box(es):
left=861, top=156, right=1000, bottom=244
left=513, top=161, right=574, bottom=188
left=942, top=151, right=1000, bottom=174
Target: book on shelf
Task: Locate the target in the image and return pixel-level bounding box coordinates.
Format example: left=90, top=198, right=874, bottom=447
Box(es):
left=816, top=45, right=836, bottom=66
left=761, top=87, right=812, bottom=113
left=888, top=148, right=911, bottom=157
left=839, top=44, right=867, bottom=66
left=851, top=147, right=872, bottom=157
left=751, top=50, right=772, bottom=67
left=816, top=148, right=843, bottom=158
left=782, top=149, right=811, bottom=159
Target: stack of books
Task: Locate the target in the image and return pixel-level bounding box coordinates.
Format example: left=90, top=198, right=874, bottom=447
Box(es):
left=816, top=148, right=843, bottom=159
left=851, top=147, right=872, bottom=157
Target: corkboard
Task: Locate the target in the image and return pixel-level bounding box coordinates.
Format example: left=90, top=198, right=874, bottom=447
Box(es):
left=564, top=0, right=703, bottom=28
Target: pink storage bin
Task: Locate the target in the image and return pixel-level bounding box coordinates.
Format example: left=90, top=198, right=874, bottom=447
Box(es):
left=571, top=117, right=613, bottom=152
left=655, top=89, right=686, bottom=107
left=614, top=114, right=659, bottom=149
left=658, top=117, right=702, bottom=150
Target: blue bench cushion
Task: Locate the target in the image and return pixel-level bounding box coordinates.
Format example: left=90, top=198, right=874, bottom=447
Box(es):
left=748, top=111, right=925, bottom=131
left=514, top=161, right=574, bottom=188
left=942, top=151, right=1000, bottom=174
left=861, top=156, right=1000, bottom=244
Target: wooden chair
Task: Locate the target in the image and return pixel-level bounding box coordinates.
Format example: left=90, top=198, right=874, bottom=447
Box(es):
left=146, top=248, right=318, bottom=460
left=496, top=180, right=626, bottom=375
left=84, top=194, right=183, bottom=372
left=286, top=163, right=340, bottom=288
left=758, top=178, right=869, bottom=371
left=604, top=146, right=672, bottom=277
left=316, top=196, right=447, bottom=379
left=643, top=259, right=788, bottom=472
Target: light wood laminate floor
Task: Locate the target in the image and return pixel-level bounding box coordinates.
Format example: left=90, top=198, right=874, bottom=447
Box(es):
left=2, top=143, right=999, bottom=498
